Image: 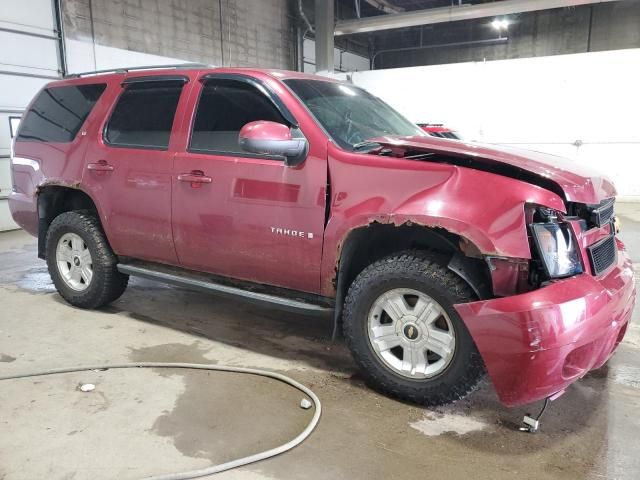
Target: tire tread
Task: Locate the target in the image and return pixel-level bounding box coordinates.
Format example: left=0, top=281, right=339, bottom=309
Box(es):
left=343, top=250, right=485, bottom=406
left=46, top=210, right=128, bottom=309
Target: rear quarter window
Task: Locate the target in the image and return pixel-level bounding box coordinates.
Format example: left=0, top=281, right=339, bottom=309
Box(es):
left=17, top=84, right=106, bottom=143
left=104, top=80, right=184, bottom=150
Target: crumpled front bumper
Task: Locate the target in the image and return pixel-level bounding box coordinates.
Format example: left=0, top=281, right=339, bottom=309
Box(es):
left=455, top=239, right=636, bottom=407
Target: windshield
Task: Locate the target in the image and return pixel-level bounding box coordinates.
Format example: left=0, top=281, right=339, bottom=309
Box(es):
left=284, top=79, right=425, bottom=151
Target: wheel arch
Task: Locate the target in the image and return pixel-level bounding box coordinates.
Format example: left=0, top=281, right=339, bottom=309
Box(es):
left=331, top=223, right=493, bottom=338
left=37, top=186, right=101, bottom=259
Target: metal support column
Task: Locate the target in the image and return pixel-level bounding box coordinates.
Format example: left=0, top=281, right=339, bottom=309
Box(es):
left=314, top=0, right=334, bottom=73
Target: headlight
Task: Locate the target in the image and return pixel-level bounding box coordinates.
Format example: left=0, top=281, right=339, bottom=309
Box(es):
left=531, top=222, right=583, bottom=278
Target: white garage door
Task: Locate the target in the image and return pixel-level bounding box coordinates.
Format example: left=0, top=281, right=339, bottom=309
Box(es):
left=0, top=0, right=62, bottom=230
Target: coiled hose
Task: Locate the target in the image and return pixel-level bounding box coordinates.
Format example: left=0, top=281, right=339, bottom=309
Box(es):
left=0, top=362, right=322, bottom=480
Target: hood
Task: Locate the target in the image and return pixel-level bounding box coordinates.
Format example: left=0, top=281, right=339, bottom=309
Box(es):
left=371, top=136, right=616, bottom=205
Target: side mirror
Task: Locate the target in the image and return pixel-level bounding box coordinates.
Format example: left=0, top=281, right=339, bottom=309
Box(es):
left=239, top=121, right=308, bottom=167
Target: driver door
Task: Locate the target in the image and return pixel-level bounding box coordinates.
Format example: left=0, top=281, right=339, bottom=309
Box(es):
left=171, top=75, right=327, bottom=294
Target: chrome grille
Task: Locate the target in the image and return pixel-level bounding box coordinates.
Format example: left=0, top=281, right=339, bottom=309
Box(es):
left=567, top=198, right=615, bottom=229
left=588, top=235, right=617, bottom=275
left=592, top=199, right=615, bottom=227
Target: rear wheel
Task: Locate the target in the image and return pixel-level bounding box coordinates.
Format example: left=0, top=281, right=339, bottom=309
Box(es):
left=343, top=251, right=485, bottom=405
left=46, top=210, right=128, bottom=309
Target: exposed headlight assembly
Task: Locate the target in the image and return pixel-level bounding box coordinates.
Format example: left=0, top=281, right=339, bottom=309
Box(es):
left=530, top=217, right=583, bottom=279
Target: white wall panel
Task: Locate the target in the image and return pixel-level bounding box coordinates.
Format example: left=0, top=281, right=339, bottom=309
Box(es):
left=349, top=49, right=640, bottom=201
left=0, top=31, right=59, bottom=75
left=0, top=0, right=58, bottom=230
left=0, top=156, right=11, bottom=193
left=0, top=112, right=20, bottom=154
left=0, top=0, right=56, bottom=35
left=0, top=202, right=14, bottom=232
left=0, top=74, right=48, bottom=112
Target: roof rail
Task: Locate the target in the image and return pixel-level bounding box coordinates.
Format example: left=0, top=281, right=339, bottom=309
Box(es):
left=64, top=63, right=211, bottom=79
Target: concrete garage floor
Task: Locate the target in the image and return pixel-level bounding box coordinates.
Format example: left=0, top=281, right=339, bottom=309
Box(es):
left=1, top=206, right=639, bottom=480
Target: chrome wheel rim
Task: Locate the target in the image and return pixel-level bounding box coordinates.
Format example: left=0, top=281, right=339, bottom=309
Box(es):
left=367, top=288, right=456, bottom=379
left=55, top=233, right=93, bottom=292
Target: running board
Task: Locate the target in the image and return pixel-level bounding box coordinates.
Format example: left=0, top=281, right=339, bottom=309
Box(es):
left=117, top=263, right=333, bottom=316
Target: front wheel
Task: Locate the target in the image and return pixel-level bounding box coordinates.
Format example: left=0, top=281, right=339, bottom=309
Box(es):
left=343, top=251, right=485, bottom=406
left=46, top=210, right=128, bottom=309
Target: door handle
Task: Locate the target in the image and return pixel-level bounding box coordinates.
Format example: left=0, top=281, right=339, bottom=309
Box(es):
left=87, top=161, right=114, bottom=172
left=178, top=170, right=212, bottom=188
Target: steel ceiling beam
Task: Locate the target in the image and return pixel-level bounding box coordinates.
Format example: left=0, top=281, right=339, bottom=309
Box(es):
left=335, top=0, right=620, bottom=35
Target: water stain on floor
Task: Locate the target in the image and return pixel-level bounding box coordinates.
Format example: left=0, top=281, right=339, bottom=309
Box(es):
left=128, top=343, right=314, bottom=463
left=15, top=269, right=56, bottom=294
left=612, top=365, right=640, bottom=389
left=410, top=411, right=489, bottom=436
left=128, top=342, right=214, bottom=367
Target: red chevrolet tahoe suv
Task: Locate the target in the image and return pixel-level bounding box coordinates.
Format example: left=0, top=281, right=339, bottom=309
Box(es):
left=8, top=66, right=635, bottom=408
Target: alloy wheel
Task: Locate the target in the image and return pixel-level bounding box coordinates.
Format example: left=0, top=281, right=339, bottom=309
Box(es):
left=367, top=288, right=456, bottom=379
left=55, top=232, right=93, bottom=291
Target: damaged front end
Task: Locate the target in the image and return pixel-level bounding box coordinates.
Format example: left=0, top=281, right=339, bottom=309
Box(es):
left=366, top=135, right=617, bottom=205
left=454, top=200, right=634, bottom=407
left=455, top=244, right=635, bottom=406
left=340, top=136, right=635, bottom=407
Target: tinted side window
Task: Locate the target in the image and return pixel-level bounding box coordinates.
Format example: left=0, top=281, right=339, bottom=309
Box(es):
left=17, top=84, right=106, bottom=143
left=190, top=79, right=285, bottom=154
left=105, top=81, right=184, bottom=149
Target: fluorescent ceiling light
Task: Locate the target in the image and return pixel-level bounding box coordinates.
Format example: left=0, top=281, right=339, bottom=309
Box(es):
left=491, top=18, right=510, bottom=30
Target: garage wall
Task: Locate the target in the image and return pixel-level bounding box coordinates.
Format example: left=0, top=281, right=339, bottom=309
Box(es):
left=62, top=0, right=297, bottom=73
left=349, top=48, right=640, bottom=201
left=0, top=0, right=62, bottom=231
left=303, top=38, right=369, bottom=73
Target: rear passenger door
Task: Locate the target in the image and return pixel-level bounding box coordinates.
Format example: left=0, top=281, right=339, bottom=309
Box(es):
left=82, top=74, right=191, bottom=264
left=171, top=75, right=327, bottom=294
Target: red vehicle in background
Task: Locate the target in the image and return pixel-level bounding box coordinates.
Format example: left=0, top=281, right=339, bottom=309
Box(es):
left=8, top=65, right=635, bottom=409
left=418, top=123, right=462, bottom=140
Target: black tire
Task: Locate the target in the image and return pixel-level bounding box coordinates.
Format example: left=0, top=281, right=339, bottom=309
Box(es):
left=46, top=210, right=128, bottom=309
left=343, top=251, right=485, bottom=406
